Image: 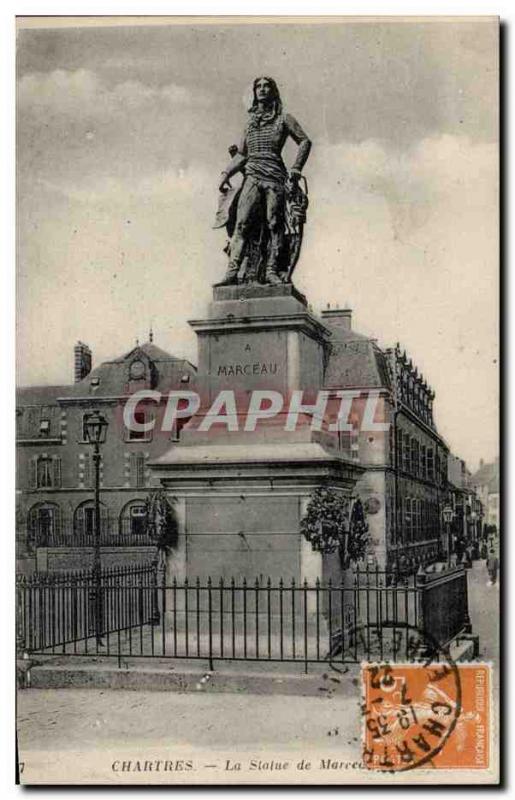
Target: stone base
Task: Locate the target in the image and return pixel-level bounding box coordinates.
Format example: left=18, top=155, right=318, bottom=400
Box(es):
left=213, top=282, right=307, bottom=306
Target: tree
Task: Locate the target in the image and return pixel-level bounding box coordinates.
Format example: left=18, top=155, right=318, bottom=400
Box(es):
left=300, top=486, right=369, bottom=568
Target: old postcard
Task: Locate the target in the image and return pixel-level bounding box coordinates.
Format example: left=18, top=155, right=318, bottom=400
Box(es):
left=15, top=15, right=499, bottom=785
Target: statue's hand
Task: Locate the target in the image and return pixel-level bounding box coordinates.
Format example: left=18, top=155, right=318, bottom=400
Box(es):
left=219, top=173, right=232, bottom=193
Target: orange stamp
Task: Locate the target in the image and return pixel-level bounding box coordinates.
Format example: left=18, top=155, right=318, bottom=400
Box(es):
left=362, top=661, right=490, bottom=772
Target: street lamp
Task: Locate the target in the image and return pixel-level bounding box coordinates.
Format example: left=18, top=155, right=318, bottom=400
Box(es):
left=442, top=505, right=454, bottom=569
left=84, top=410, right=109, bottom=646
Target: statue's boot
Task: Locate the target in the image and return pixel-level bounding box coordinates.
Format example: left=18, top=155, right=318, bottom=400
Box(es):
left=213, top=262, right=239, bottom=287
left=265, top=265, right=283, bottom=286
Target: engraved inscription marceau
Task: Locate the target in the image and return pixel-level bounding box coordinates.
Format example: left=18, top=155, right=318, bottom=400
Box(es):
left=216, top=362, right=278, bottom=376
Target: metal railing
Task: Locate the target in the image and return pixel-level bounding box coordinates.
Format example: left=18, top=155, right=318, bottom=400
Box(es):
left=16, top=563, right=158, bottom=655
left=16, top=564, right=470, bottom=670
left=27, top=515, right=154, bottom=549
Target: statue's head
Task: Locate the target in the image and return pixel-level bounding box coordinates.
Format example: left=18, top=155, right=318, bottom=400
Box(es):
left=250, top=76, right=282, bottom=113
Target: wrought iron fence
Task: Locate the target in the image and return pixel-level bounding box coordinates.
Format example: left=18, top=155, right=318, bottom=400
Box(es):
left=16, top=563, right=158, bottom=654
left=27, top=515, right=154, bottom=549
left=16, top=564, right=470, bottom=670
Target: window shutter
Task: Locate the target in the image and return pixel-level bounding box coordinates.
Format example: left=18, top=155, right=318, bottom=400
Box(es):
left=29, top=457, right=38, bottom=489
left=136, top=454, right=145, bottom=488
left=53, top=457, right=62, bottom=488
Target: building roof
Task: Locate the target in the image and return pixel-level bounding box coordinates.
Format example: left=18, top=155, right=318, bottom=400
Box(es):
left=323, top=327, right=392, bottom=390
left=16, top=340, right=197, bottom=404
left=110, top=341, right=187, bottom=364
left=16, top=385, right=73, bottom=406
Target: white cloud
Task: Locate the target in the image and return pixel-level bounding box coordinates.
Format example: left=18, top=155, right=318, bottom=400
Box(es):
left=17, top=69, right=207, bottom=118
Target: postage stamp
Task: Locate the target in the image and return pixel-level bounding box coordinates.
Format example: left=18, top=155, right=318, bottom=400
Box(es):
left=362, top=659, right=490, bottom=772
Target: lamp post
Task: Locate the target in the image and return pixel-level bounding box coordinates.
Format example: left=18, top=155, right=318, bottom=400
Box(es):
left=84, top=410, right=109, bottom=646
left=442, top=505, right=454, bottom=569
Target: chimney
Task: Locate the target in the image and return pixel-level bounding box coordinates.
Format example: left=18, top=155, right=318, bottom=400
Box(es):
left=321, top=306, right=352, bottom=332
left=74, top=341, right=92, bottom=383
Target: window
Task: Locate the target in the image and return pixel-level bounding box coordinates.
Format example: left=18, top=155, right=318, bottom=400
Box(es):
left=411, top=439, right=419, bottom=477
left=40, top=419, right=50, bottom=435
left=82, top=453, right=93, bottom=488
left=33, top=456, right=61, bottom=489
left=130, top=452, right=147, bottom=488
left=130, top=504, right=147, bottom=537
left=119, top=501, right=148, bottom=540
left=74, top=501, right=108, bottom=540
left=171, top=417, right=189, bottom=442
left=427, top=448, right=435, bottom=481
left=405, top=498, right=412, bottom=542
left=402, top=433, right=410, bottom=472
left=127, top=410, right=151, bottom=441
left=415, top=499, right=421, bottom=540
left=421, top=445, right=427, bottom=479
left=28, top=503, right=61, bottom=548
left=37, top=458, right=53, bottom=488
left=396, top=429, right=403, bottom=469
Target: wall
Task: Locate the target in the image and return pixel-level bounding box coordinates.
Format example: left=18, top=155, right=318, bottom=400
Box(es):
left=185, top=494, right=301, bottom=582
left=35, top=546, right=155, bottom=573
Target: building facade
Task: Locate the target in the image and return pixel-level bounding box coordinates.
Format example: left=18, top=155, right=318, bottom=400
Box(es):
left=321, top=311, right=449, bottom=572
left=16, top=338, right=196, bottom=572
left=17, top=309, right=455, bottom=577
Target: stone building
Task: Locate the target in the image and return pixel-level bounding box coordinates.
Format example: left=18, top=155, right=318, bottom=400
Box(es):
left=16, top=336, right=196, bottom=572
left=17, top=300, right=453, bottom=578
left=321, top=312, right=449, bottom=572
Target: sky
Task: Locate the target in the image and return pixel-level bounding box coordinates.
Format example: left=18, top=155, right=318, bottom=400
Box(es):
left=16, top=17, right=499, bottom=470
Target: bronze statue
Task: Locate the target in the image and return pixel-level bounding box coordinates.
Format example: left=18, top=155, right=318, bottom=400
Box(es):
left=214, top=77, right=311, bottom=287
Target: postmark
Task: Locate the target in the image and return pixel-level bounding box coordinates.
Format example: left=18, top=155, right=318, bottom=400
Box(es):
left=361, top=623, right=463, bottom=772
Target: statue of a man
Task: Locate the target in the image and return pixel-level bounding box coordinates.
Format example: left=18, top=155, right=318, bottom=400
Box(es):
left=215, top=77, right=311, bottom=286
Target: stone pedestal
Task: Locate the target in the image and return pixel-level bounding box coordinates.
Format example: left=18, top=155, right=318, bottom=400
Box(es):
left=188, top=283, right=330, bottom=407
left=150, top=285, right=364, bottom=592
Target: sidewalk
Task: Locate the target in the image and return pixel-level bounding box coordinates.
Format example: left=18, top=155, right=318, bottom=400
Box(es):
left=24, top=651, right=359, bottom=697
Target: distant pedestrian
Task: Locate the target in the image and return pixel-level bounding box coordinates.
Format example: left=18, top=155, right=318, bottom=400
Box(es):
left=486, top=549, right=499, bottom=585
left=480, top=541, right=488, bottom=560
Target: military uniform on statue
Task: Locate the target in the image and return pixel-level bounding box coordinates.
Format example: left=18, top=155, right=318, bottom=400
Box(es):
left=214, top=77, right=311, bottom=287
